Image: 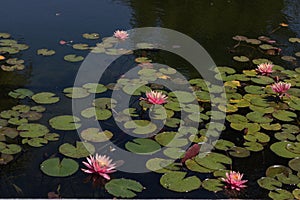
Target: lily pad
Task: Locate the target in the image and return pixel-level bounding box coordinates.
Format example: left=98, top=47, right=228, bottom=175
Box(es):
left=251, top=76, right=274, bottom=85
left=80, top=128, right=113, bottom=142
left=124, top=120, right=157, bottom=135
left=63, top=87, right=89, bottom=99
left=93, top=98, right=117, bottom=109
left=276, top=173, right=300, bottom=185
left=202, top=179, right=224, bottom=192
left=72, top=43, right=89, bottom=50
left=18, top=123, right=49, bottom=138
left=228, top=146, right=250, bottom=158
left=59, top=141, right=95, bottom=158
left=272, top=110, right=297, bottom=122
left=105, top=178, right=144, bottom=198
left=26, top=137, right=48, bottom=147
left=82, top=83, right=107, bottom=94
left=0, top=127, right=18, bottom=139
left=266, top=165, right=293, bottom=178
left=246, top=112, right=273, bottom=123
left=49, top=115, right=81, bottom=130
left=37, top=49, right=55, bottom=56
left=146, top=158, right=179, bottom=173
left=8, top=88, right=33, bottom=99
left=289, top=38, right=300, bottom=43
left=257, top=177, right=282, bottom=190
left=269, top=189, right=294, bottom=200
left=32, top=92, right=60, bottom=104
left=82, top=33, right=99, bottom=40
left=0, top=144, right=21, bottom=154
left=289, top=158, right=300, bottom=172
left=168, top=91, right=196, bottom=103
left=160, top=171, right=201, bottom=192
left=40, top=157, right=79, bottom=177
left=125, top=138, right=161, bottom=154
left=155, top=132, right=188, bottom=147
left=64, top=54, right=84, bottom=62
left=233, top=56, right=249, bottom=62
left=0, top=110, right=20, bottom=120
left=270, top=142, right=300, bottom=158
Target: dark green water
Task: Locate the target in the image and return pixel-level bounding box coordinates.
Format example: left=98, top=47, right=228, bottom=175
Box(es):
left=0, top=0, right=299, bottom=198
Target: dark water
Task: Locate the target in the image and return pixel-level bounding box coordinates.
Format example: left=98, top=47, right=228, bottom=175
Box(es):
left=0, top=0, right=299, bottom=198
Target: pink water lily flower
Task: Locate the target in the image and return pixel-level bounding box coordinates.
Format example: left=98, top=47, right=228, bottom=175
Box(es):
left=82, top=154, right=117, bottom=180
left=271, top=81, right=291, bottom=98
left=113, top=30, right=129, bottom=40
left=222, top=171, right=248, bottom=191
left=141, top=90, right=168, bottom=105
left=256, top=62, right=273, bottom=75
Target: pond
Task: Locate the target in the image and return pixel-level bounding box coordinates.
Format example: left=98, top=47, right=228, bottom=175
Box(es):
left=0, top=0, right=300, bottom=199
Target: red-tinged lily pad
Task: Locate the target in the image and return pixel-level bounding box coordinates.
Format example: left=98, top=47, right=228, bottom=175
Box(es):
left=40, top=157, right=79, bottom=177
left=105, top=178, right=144, bottom=198
left=160, top=171, right=201, bottom=192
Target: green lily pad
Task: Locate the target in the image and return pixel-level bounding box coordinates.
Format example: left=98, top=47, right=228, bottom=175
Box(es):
left=169, top=91, right=196, bottom=103
left=281, top=56, right=296, bottom=62
left=155, top=132, right=188, bottom=147
left=44, top=133, right=59, bottom=141
left=272, top=110, right=297, bottom=122
left=269, top=189, right=294, bottom=200
left=31, top=106, right=46, bottom=112
left=123, top=85, right=151, bottom=96
left=244, top=132, right=270, bottom=143
left=8, top=88, right=34, bottom=99
left=72, top=43, right=89, bottom=50
left=202, top=179, right=224, bottom=192
left=275, top=132, right=296, bottom=141
left=251, top=76, right=274, bottom=85
left=163, top=147, right=184, bottom=159
left=93, top=98, right=117, bottom=109
left=26, top=137, right=48, bottom=147
left=159, top=67, right=177, bottom=75
left=0, top=154, right=14, bottom=165
left=233, top=56, right=249, bottom=62
left=271, top=142, right=300, bottom=158
left=64, top=54, right=84, bottom=62
left=259, top=44, right=275, bottom=50
left=37, top=49, right=55, bottom=56
left=125, top=138, right=161, bottom=155
left=245, top=85, right=265, bottom=94
left=124, top=120, right=157, bottom=135
left=49, top=115, right=81, bottom=130
left=257, top=177, right=282, bottom=190
left=18, top=123, right=49, bottom=138
left=12, top=105, right=30, bottom=113
left=289, top=158, right=300, bottom=172
left=0, top=144, right=21, bottom=154
left=20, top=111, right=42, bottom=121
left=32, top=92, right=60, bottom=104
left=80, top=128, right=113, bottom=142
left=40, top=157, right=79, bottom=177
left=82, top=83, right=107, bottom=94
left=228, top=146, right=250, bottom=158
left=249, top=105, right=274, bottom=113
left=63, top=87, right=89, bottom=99
left=82, top=33, right=99, bottom=40
left=81, top=107, right=112, bottom=120
left=293, top=189, right=300, bottom=199
left=105, top=178, right=144, bottom=198
left=0, top=33, right=11, bottom=38
left=146, top=158, right=179, bottom=173
left=286, top=143, right=300, bottom=154
left=213, top=139, right=235, bottom=151
left=185, top=159, right=213, bottom=173
left=165, top=118, right=181, bottom=128
left=226, top=114, right=248, bottom=123
left=8, top=118, right=28, bottom=125
left=252, top=58, right=272, bottom=65
left=246, top=112, right=273, bottom=123
left=244, top=141, right=264, bottom=152
left=160, top=171, right=201, bottom=192
left=59, top=141, right=95, bottom=158
left=0, top=110, right=19, bottom=119
left=276, top=173, right=300, bottom=185
left=261, top=123, right=281, bottom=131
left=194, top=152, right=232, bottom=170
left=266, top=165, right=293, bottom=178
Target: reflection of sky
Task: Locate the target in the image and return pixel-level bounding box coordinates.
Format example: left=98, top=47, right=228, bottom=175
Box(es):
left=283, top=0, right=300, bottom=37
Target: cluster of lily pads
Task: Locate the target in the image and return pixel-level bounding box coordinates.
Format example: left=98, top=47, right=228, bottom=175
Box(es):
left=0, top=29, right=299, bottom=199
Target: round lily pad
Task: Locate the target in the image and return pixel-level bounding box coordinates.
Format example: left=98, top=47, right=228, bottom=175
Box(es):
left=169, top=91, right=196, bottom=103
left=0, top=144, right=22, bottom=154
left=32, top=92, right=60, bottom=104
left=276, top=173, right=300, bottom=185
left=63, top=87, right=89, bottom=99
left=251, top=76, right=274, bottom=85
left=64, top=54, right=84, bottom=62
left=272, top=110, right=297, bottom=122
left=82, top=33, right=99, bottom=40
left=49, top=115, right=81, bottom=130
left=37, top=49, right=55, bottom=56
left=202, top=179, right=224, bottom=192
left=233, top=56, right=249, bottom=62
left=266, top=165, right=293, bottom=178
left=59, top=141, right=95, bottom=158
left=105, top=178, right=144, bottom=198
left=40, top=157, right=79, bottom=177
left=8, top=88, right=34, bottom=99
left=82, top=83, right=107, bottom=94
left=268, top=189, right=294, bottom=200
left=146, top=158, right=179, bottom=173
left=289, top=158, right=300, bottom=172
left=80, top=128, right=113, bottom=142
left=163, top=147, right=184, bottom=159
left=257, top=177, right=282, bottom=190
left=124, top=120, right=157, bottom=135
left=18, top=123, right=49, bottom=138
left=72, top=43, right=89, bottom=50
left=125, top=138, right=161, bottom=155
left=270, top=142, right=300, bottom=158
left=155, top=132, right=188, bottom=147
left=228, top=146, right=250, bottom=158
left=160, top=171, right=201, bottom=192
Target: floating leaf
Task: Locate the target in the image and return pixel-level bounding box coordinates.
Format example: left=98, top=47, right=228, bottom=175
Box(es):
left=251, top=76, right=274, bottom=85
left=0, top=154, right=13, bottom=165
left=32, top=92, right=60, bottom=104
left=63, top=87, right=89, bottom=99
left=272, top=110, right=297, bottom=122
left=160, top=171, right=201, bottom=192
left=72, top=43, right=89, bottom=50
left=59, top=141, right=95, bottom=158
left=18, top=123, right=49, bottom=138
left=146, top=158, right=179, bottom=173
left=93, top=98, right=117, bottom=109
left=257, top=177, right=282, bottom=190
left=252, top=58, right=272, bottom=65
left=124, top=120, right=157, bottom=135
left=233, top=56, right=249, bottom=62
left=293, top=189, right=300, bottom=199
left=244, top=141, right=263, bottom=152
left=64, top=54, right=84, bottom=62
left=276, top=173, right=300, bottom=185
left=80, top=128, right=113, bottom=142
left=228, top=146, right=250, bottom=158
left=266, top=165, right=293, bottom=178
left=169, top=91, right=196, bottom=103
left=270, top=142, right=300, bottom=158
left=8, top=88, right=33, bottom=99
left=0, top=144, right=21, bottom=154
left=82, top=83, right=107, bottom=94
left=0, top=33, right=11, bottom=38
left=289, top=38, right=300, bottom=43
left=0, top=127, right=18, bottom=139
left=105, top=178, right=144, bottom=198
left=125, top=138, right=161, bottom=155
left=27, top=137, right=48, bottom=147
left=40, top=157, right=79, bottom=177
left=82, top=33, right=99, bottom=40
left=49, top=115, right=81, bottom=130
left=246, top=112, right=272, bottom=123
left=259, top=44, right=275, bottom=50
left=213, top=139, right=235, bottom=151
left=269, top=189, right=294, bottom=200
left=281, top=56, right=296, bottom=62
left=289, top=158, right=300, bottom=172
left=37, top=49, right=55, bottom=56
left=155, top=132, right=188, bottom=147
left=163, top=147, right=184, bottom=159
left=202, top=179, right=224, bottom=192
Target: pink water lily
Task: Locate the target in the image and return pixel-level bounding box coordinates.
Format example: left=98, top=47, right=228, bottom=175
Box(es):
left=222, top=171, right=248, bottom=191
left=113, top=30, right=129, bottom=40
left=256, top=62, right=273, bottom=75
left=271, top=81, right=291, bottom=98
left=82, top=154, right=117, bottom=180
left=141, top=90, right=168, bottom=105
